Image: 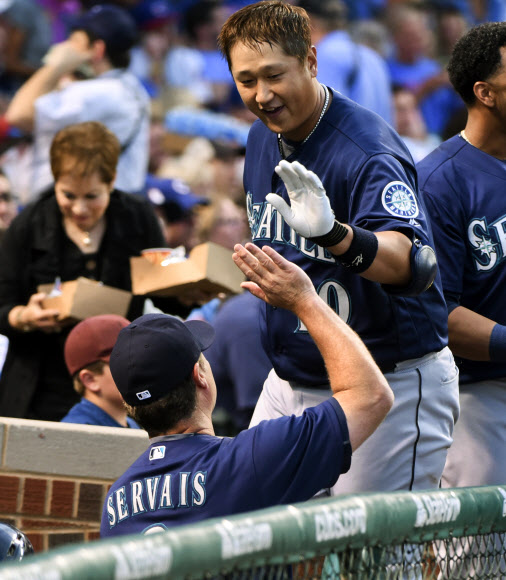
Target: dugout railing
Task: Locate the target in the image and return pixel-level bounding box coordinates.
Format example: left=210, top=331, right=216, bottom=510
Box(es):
left=1, top=485, right=505, bottom=579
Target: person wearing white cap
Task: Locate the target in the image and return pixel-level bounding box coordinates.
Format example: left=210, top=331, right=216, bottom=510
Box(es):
left=5, top=3, right=150, bottom=196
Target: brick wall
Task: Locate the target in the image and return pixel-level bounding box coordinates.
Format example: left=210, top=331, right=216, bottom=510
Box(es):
left=0, top=417, right=148, bottom=552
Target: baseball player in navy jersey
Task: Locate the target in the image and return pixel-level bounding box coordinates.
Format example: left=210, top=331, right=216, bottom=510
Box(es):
left=218, top=0, right=459, bottom=495
left=418, top=22, right=506, bottom=490
left=100, top=244, right=393, bottom=537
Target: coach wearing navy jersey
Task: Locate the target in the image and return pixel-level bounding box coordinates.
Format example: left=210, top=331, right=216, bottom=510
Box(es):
left=218, top=1, right=459, bottom=495
left=100, top=243, right=393, bottom=537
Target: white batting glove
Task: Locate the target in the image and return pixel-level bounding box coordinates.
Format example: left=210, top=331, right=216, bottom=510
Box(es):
left=266, top=160, right=335, bottom=239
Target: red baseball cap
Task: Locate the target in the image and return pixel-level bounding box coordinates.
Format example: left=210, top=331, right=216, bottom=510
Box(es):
left=64, top=314, right=130, bottom=377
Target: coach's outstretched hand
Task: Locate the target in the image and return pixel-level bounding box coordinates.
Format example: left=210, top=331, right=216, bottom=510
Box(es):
left=233, top=242, right=394, bottom=453
left=233, top=243, right=315, bottom=314
left=266, top=160, right=335, bottom=239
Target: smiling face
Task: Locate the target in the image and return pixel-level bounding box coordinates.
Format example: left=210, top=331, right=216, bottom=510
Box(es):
left=55, top=170, right=111, bottom=232
left=230, top=41, right=321, bottom=142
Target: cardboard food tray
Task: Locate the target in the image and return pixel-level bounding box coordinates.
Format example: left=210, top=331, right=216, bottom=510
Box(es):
left=130, top=242, right=245, bottom=297
left=38, top=277, right=132, bottom=321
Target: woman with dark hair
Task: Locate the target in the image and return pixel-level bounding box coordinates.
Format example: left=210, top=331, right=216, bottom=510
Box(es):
left=0, top=121, right=166, bottom=420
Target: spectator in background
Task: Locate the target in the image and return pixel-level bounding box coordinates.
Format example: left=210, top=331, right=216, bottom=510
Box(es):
left=128, top=0, right=180, bottom=99
left=434, top=4, right=469, bottom=67
left=0, top=169, right=17, bottom=379
left=472, top=0, right=506, bottom=23
left=351, top=17, right=391, bottom=60
left=61, top=314, right=140, bottom=428
left=392, top=84, right=441, bottom=163
left=5, top=4, right=150, bottom=197
left=186, top=195, right=248, bottom=324
left=0, top=121, right=166, bottom=422
left=340, top=0, right=385, bottom=21
left=147, top=114, right=173, bottom=175
left=298, top=0, right=393, bottom=125
left=37, top=0, right=81, bottom=44
left=0, top=131, right=34, bottom=207
left=440, top=0, right=506, bottom=25
left=0, top=0, right=52, bottom=96
left=0, top=168, right=17, bottom=240
left=196, top=195, right=248, bottom=251
left=165, top=0, right=237, bottom=111
left=208, top=141, right=245, bottom=204
left=385, top=4, right=462, bottom=137
left=143, top=173, right=210, bottom=252
left=155, top=131, right=250, bottom=203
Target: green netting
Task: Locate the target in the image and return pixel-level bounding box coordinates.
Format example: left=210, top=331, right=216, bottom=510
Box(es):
left=1, top=485, right=505, bottom=580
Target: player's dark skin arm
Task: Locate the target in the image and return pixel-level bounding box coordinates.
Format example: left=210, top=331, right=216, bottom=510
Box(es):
left=328, top=227, right=412, bottom=286
left=448, top=306, right=496, bottom=361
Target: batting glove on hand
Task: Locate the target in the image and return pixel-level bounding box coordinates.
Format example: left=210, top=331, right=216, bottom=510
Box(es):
left=266, top=160, right=335, bottom=239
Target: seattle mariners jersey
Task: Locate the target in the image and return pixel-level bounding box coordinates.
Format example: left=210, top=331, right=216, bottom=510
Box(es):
left=244, top=89, right=448, bottom=385
left=417, top=134, right=506, bottom=384
left=100, top=398, right=350, bottom=537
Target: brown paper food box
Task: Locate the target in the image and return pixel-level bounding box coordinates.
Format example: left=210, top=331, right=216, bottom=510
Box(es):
left=38, top=278, right=132, bottom=321
left=130, top=242, right=245, bottom=297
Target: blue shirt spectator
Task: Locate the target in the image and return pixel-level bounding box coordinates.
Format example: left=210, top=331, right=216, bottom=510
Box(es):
left=62, top=398, right=139, bottom=428
left=299, top=0, right=393, bottom=125
left=61, top=315, right=138, bottom=428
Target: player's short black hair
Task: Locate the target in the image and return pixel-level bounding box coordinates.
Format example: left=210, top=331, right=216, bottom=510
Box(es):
left=448, top=22, right=506, bottom=106
left=218, top=0, right=312, bottom=70
left=125, top=375, right=197, bottom=437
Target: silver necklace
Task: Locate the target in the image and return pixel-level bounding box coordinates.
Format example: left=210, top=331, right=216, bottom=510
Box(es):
left=461, top=129, right=506, bottom=161
left=277, top=84, right=330, bottom=158
left=460, top=130, right=471, bottom=145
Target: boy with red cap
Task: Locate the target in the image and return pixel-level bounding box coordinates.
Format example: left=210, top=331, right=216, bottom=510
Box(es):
left=62, top=314, right=139, bottom=428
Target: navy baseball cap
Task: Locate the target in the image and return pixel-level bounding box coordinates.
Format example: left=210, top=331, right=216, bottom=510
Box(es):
left=144, top=174, right=209, bottom=222
left=71, top=4, right=139, bottom=53
left=110, top=313, right=215, bottom=406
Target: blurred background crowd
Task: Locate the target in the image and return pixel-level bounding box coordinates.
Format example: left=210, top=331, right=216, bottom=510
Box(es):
left=0, top=0, right=504, bottom=217
left=0, top=0, right=504, bottom=434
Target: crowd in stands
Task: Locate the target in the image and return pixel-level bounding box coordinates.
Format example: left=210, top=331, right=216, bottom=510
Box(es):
left=0, top=0, right=504, bottom=433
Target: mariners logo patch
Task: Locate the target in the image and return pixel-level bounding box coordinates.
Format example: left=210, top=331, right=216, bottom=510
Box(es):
left=381, top=181, right=419, bottom=219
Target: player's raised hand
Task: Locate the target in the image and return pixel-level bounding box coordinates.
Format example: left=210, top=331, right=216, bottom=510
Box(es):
left=266, top=160, right=335, bottom=238
left=232, top=242, right=316, bottom=313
